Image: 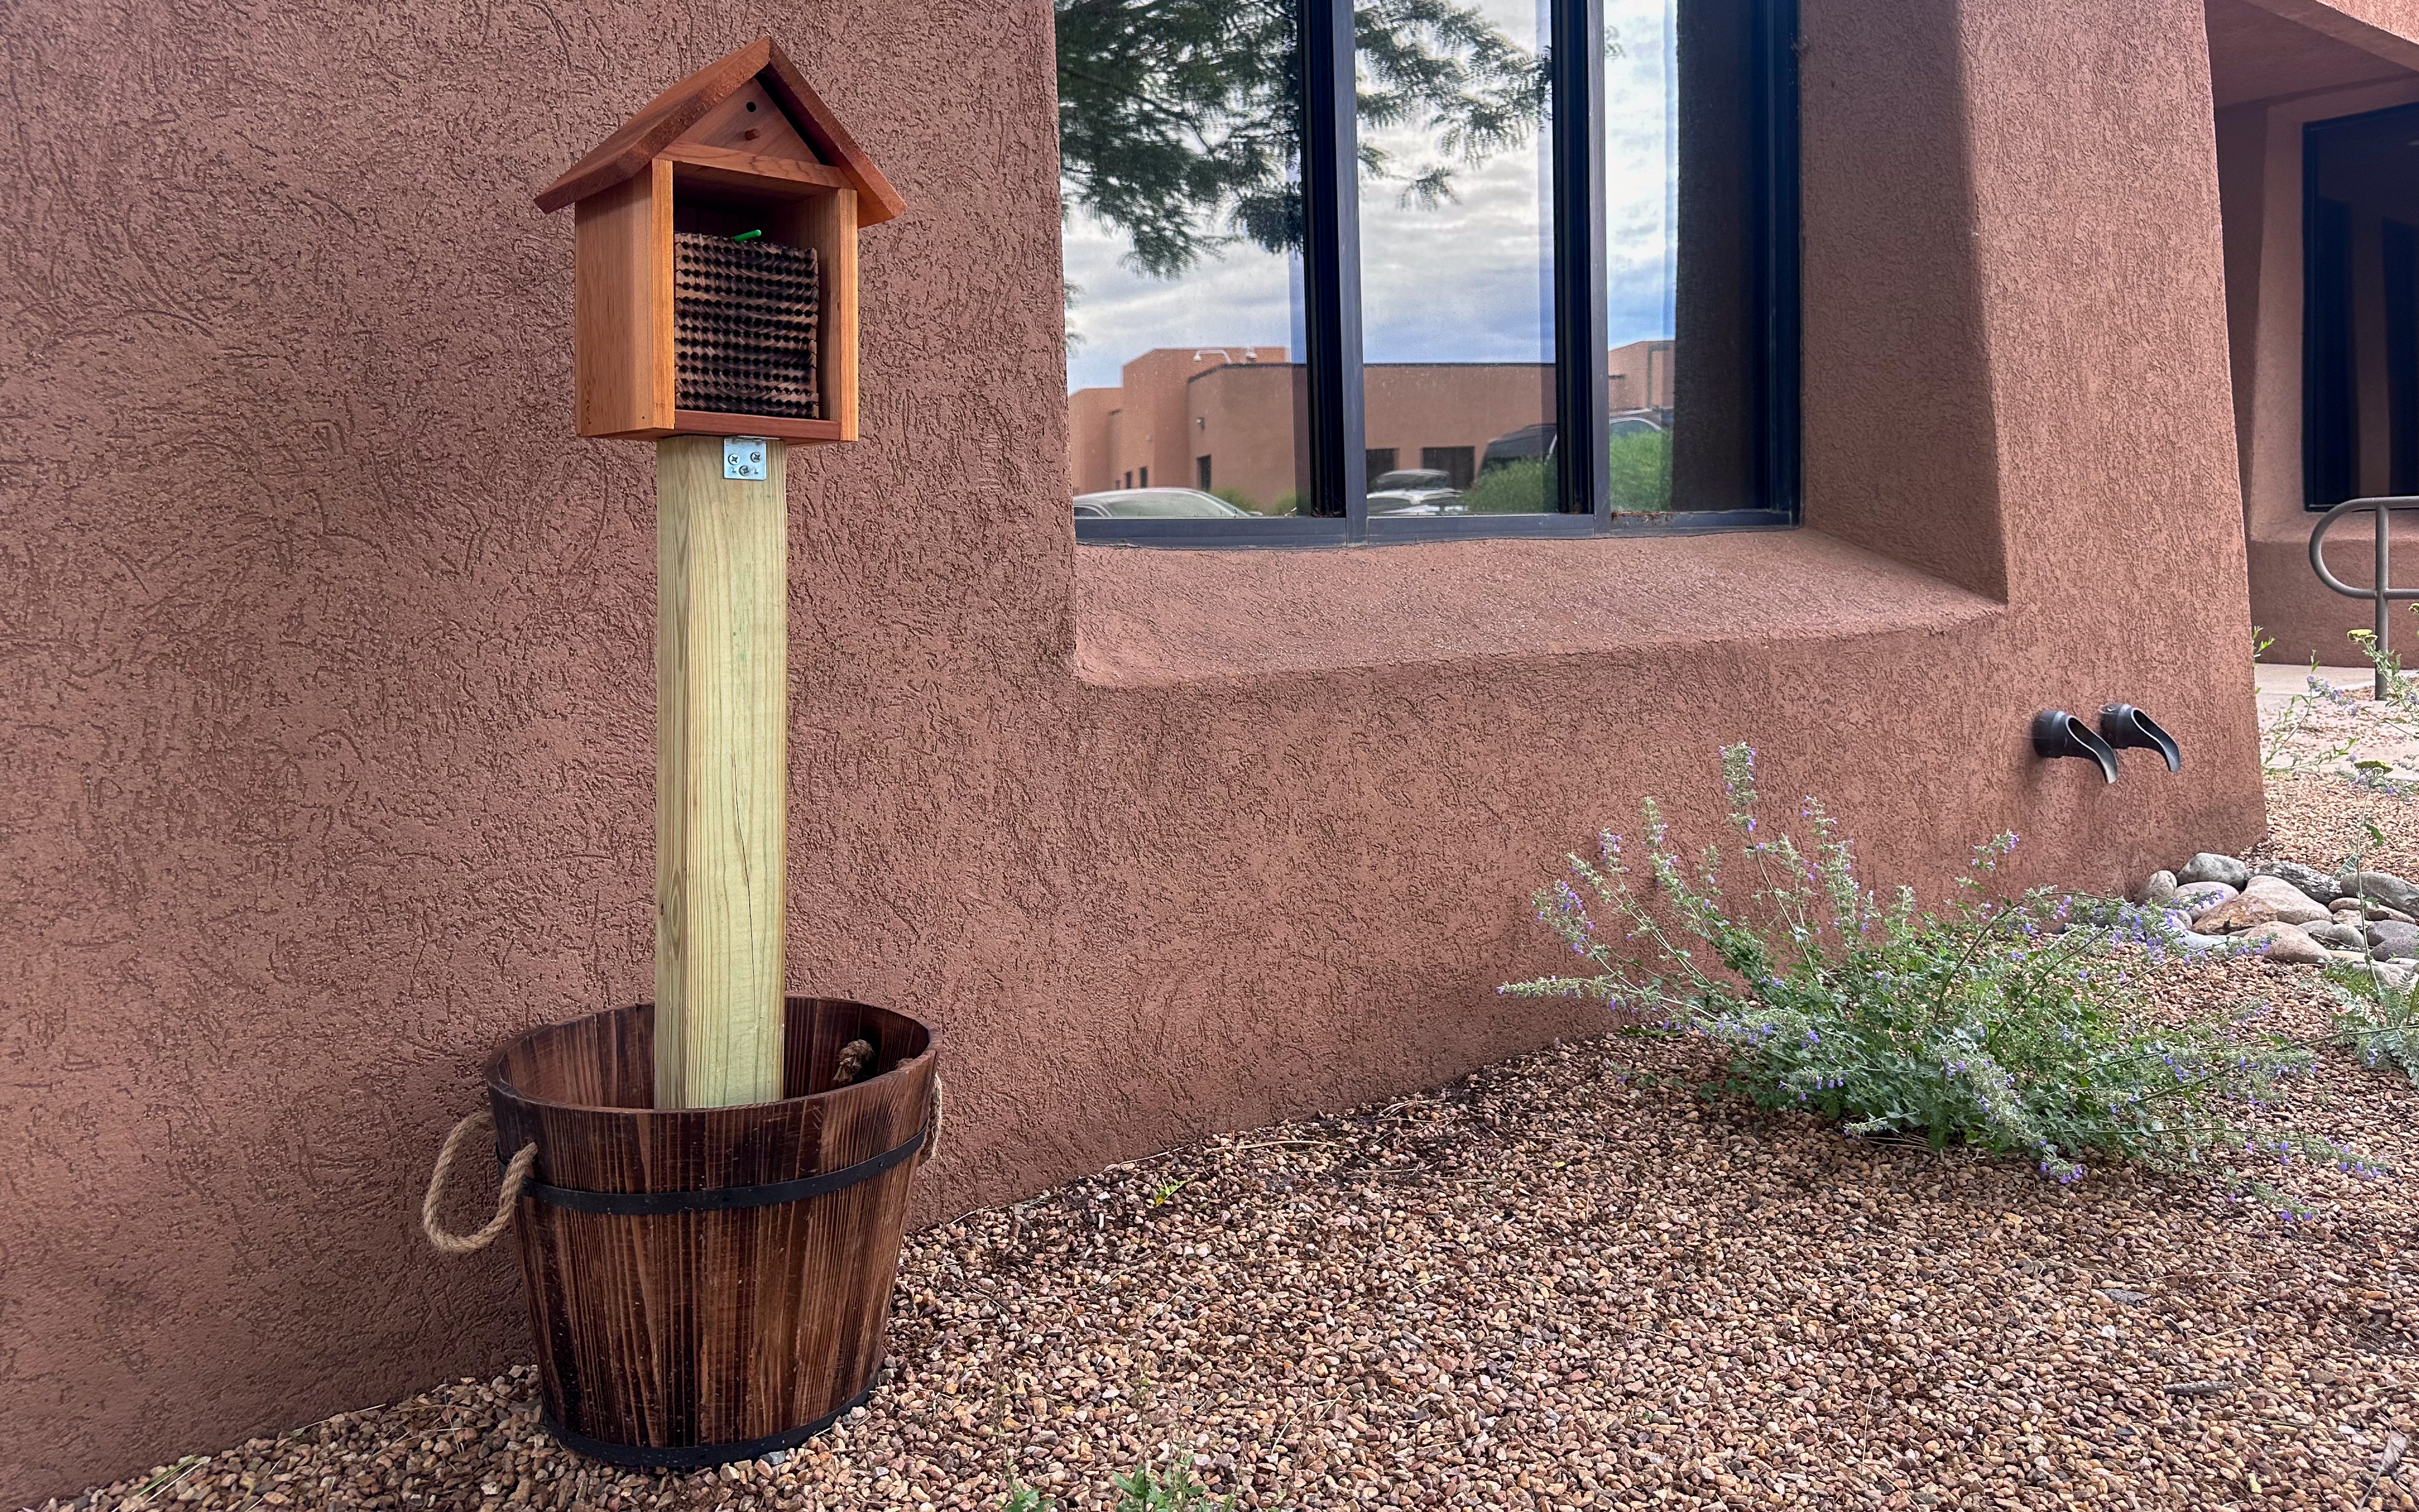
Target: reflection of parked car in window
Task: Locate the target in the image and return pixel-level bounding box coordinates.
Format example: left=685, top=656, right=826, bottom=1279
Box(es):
left=1479, top=423, right=1555, bottom=474
left=1480, top=412, right=1666, bottom=474
left=1365, top=467, right=1464, bottom=515
left=1072, top=488, right=1253, bottom=519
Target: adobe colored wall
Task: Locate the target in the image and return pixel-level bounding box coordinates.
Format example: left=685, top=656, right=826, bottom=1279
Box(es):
left=1187, top=359, right=1309, bottom=509
left=1107, top=347, right=1285, bottom=493
left=1609, top=339, right=1676, bottom=412
left=1, top=0, right=2279, bottom=1502
left=1363, top=364, right=1556, bottom=484
left=1069, top=387, right=1120, bottom=495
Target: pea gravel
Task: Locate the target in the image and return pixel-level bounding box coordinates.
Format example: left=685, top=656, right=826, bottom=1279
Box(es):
left=34, top=780, right=2419, bottom=1511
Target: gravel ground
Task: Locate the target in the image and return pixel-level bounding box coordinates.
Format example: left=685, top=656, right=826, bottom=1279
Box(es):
left=2261, top=769, right=2419, bottom=883
left=2259, top=669, right=2419, bottom=878
left=38, top=743, right=2419, bottom=1512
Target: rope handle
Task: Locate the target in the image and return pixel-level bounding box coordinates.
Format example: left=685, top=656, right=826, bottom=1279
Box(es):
left=920, top=1077, right=944, bottom=1167
left=423, top=1108, right=538, bottom=1255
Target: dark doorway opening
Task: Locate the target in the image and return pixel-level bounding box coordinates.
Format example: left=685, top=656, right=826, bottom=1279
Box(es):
left=2304, top=102, right=2419, bottom=508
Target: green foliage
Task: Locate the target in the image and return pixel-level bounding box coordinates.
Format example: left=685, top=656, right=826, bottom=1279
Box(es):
left=2325, top=963, right=2419, bottom=1092
left=1606, top=428, right=1671, bottom=512
left=1110, top=1461, right=1233, bottom=1510
left=997, top=1459, right=1254, bottom=1512
left=1209, top=486, right=1262, bottom=513
left=999, top=1479, right=1058, bottom=1512
left=1463, top=457, right=1552, bottom=513
left=1503, top=745, right=2368, bottom=1200
left=1456, top=433, right=1666, bottom=514
left=1056, top=0, right=1552, bottom=278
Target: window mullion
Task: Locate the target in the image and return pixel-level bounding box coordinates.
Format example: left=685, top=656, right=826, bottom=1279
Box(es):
left=1751, top=0, right=1803, bottom=517
left=1551, top=0, right=1611, bottom=521
left=1300, top=0, right=1367, bottom=537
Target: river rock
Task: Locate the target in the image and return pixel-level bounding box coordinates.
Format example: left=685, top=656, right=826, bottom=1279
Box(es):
left=2140, top=870, right=2178, bottom=907
left=2370, top=920, right=2419, bottom=961
left=2241, top=921, right=2330, bottom=964
left=2191, top=894, right=2279, bottom=934
left=2178, top=853, right=2251, bottom=889
left=2172, top=881, right=2238, bottom=915
left=2254, top=860, right=2345, bottom=903
left=2353, top=871, right=2419, bottom=916
left=2338, top=897, right=2418, bottom=925
left=2240, top=876, right=2332, bottom=924
left=2306, top=919, right=2371, bottom=952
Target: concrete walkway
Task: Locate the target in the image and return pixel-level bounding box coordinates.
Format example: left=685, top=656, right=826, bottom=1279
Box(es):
left=2255, top=662, right=2375, bottom=721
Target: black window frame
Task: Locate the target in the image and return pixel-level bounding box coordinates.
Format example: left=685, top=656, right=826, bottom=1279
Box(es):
left=1072, top=0, right=1803, bottom=549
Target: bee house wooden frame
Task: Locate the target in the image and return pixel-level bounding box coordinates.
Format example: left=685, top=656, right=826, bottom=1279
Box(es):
left=535, top=37, right=904, bottom=443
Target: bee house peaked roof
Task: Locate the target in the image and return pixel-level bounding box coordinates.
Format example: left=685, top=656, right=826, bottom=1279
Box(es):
left=534, top=35, right=904, bottom=222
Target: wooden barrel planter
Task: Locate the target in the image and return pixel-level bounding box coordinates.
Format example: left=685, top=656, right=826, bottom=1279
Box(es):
left=483, top=995, right=937, bottom=1468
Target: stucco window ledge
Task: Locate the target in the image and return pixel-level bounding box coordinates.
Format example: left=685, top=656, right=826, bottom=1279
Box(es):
left=1071, top=529, right=2005, bottom=686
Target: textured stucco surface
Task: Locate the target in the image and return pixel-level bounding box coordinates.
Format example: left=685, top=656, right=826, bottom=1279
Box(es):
left=0, top=0, right=2301, bottom=1500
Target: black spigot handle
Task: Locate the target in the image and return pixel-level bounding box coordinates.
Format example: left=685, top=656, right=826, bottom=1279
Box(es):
left=2031, top=710, right=2118, bottom=783
left=2098, top=704, right=2181, bottom=773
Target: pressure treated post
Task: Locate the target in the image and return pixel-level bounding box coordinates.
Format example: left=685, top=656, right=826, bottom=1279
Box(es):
left=655, top=436, right=787, bottom=1109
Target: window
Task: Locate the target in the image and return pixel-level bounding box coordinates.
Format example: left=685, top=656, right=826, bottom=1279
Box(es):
left=1060, top=0, right=1799, bottom=544
left=1422, top=445, right=1475, bottom=489
left=2306, top=102, right=2419, bottom=508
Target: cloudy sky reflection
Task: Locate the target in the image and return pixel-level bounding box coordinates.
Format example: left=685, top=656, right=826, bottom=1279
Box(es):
left=1063, top=0, right=1680, bottom=393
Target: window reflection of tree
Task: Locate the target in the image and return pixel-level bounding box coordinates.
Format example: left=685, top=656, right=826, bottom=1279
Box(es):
left=1055, top=0, right=1556, bottom=278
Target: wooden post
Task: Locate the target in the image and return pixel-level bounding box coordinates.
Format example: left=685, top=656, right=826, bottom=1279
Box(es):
left=654, top=435, right=788, bottom=1108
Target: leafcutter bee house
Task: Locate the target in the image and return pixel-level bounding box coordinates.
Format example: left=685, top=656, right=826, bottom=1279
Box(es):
left=534, top=37, right=904, bottom=442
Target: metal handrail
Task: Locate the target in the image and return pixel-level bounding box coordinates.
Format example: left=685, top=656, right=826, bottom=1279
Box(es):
left=2308, top=495, right=2419, bottom=699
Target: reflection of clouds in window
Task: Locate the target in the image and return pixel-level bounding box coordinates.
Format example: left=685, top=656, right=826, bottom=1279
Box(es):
left=1358, top=133, right=1550, bottom=364
left=1605, top=0, right=1675, bottom=348
left=1357, top=0, right=1551, bottom=364
left=1062, top=218, right=1299, bottom=393
left=1061, top=0, right=1674, bottom=391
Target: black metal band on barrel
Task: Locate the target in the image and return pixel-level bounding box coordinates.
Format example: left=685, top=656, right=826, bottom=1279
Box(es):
left=540, top=1382, right=877, bottom=1469
left=508, top=1128, right=925, bottom=1215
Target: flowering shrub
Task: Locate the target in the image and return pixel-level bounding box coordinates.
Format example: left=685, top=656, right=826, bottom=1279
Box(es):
left=1504, top=745, right=2365, bottom=1196
left=2326, top=964, right=2419, bottom=1086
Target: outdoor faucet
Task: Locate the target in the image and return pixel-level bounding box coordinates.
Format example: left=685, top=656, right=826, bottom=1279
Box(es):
left=2031, top=711, right=2118, bottom=784
left=2097, top=704, right=2180, bottom=772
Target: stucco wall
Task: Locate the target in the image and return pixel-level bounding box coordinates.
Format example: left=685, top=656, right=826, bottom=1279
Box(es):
left=1, top=0, right=2281, bottom=1501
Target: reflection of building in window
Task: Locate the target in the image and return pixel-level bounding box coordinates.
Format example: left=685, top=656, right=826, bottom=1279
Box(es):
left=1421, top=447, right=1475, bottom=490
left=1608, top=339, right=1676, bottom=415
left=1069, top=344, right=1678, bottom=513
